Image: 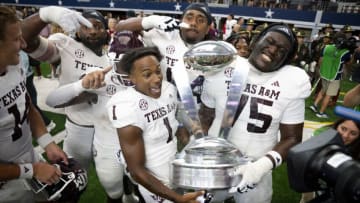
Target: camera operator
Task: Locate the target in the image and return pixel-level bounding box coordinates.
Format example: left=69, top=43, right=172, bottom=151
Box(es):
left=309, top=32, right=352, bottom=118
left=299, top=118, right=360, bottom=203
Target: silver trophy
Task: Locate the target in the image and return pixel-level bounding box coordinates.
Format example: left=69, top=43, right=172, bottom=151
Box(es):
left=171, top=41, right=250, bottom=202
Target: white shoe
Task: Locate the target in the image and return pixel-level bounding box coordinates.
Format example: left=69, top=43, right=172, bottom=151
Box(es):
left=122, top=193, right=139, bottom=203
left=46, top=121, right=56, bottom=132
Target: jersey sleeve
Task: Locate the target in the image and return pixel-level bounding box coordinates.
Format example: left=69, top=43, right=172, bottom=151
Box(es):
left=281, top=66, right=311, bottom=124
left=107, top=90, right=144, bottom=130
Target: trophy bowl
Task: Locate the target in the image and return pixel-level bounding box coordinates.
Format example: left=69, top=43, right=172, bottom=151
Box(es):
left=171, top=137, right=249, bottom=202
left=184, top=40, right=237, bottom=76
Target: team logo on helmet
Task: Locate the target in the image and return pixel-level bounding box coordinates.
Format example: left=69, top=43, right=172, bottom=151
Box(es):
left=27, top=158, right=88, bottom=202
left=75, top=49, right=85, bottom=58
left=139, top=99, right=148, bottom=111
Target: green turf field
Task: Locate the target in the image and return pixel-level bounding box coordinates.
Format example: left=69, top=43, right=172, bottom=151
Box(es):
left=39, top=63, right=358, bottom=203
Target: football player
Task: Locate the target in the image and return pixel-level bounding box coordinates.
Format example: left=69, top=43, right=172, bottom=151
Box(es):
left=107, top=47, right=204, bottom=202
left=199, top=23, right=311, bottom=203
left=0, top=6, right=68, bottom=202
left=21, top=7, right=125, bottom=202
left=115, top=3, right=214, bottom=103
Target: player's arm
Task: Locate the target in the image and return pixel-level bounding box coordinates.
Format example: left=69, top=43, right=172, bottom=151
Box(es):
left=116, top=15, right=179, bottom=33
left=28, top=100, right=68, bottom=164
left=344, top=84, right=360, bottom=108
left=115, top=17, right=143, bottom=32
left=46, top=67, right=111, bottom=108
left=118, top=126, right=202, bottom=203
left=198, top=103, right=215, bottom=135
left=21, top=6, right=92, bottom=53
left=275, top=123, right=303, bottom=159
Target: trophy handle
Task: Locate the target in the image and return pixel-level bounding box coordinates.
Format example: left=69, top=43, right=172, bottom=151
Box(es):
left=219, top=58, right=249, bottom=140
left=172, top=59, right=205, bottom=139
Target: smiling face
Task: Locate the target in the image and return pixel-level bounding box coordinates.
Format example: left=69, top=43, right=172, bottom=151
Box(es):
left=337, top=120, right=360, bottom=146
left=0, top=21, right=26, bottom=73
left=180, top=9, right=210, bottom=44
left=130, top=55, right=163, bottom=99
left=248, top=31, right=291, bottom=72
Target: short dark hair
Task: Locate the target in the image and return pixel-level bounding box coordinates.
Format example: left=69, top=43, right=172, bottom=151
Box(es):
left=0, top=6, right=20, bottom=41
left=182, top=3, right=212, bottom=25
left=118, top=47, right=163, bottom=74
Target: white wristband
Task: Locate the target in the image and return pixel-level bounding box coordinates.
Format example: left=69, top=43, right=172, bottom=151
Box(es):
left=266, top=150, right=283, bottom=168
left=37, top=133, right=54, bottom=149
left=18, top=163, right=34, bottom=179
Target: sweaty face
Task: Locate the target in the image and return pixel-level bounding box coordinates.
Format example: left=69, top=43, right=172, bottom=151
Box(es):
left=77, top=18, right=108, bottom=51
left=337, top=120, right=360, bottom=146
left=0, top=21, right=26, bottom=72
left=248, top=31, right=291, bottom=72
left=180, top=10, right=210, bottom=44
left=130, top=55, right=163, bottom=99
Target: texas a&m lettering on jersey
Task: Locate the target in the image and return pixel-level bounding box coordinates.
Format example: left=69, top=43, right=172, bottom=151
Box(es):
left=243, top=83, right=280, bottom=101
left=0, top=80, right=26, bottom=109
left=144, top=101, right=177, bottom=123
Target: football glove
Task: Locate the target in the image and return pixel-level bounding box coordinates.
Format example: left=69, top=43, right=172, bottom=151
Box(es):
left=141, top=15, right=180, bottom=32
left=229, top=151, right=282, bottom=193
left=39, top=6, right=92, bottom=34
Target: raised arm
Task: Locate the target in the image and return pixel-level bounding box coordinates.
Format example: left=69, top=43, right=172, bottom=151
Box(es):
left=21, top=6, right=92, bottom=52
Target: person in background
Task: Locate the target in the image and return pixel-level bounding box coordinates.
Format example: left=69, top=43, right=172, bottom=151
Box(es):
left=245, top=18, right=255, bottom=32
left=309, top=32, right=352, bottom=119
left=107, top=46, right=204, bottom=203
left=107, top=17, right=118, bottom=42
left=226, top=34, right=250, bottom=58
left=291, top=31, right=310, bottom=71
left=199, top=23, right=311, bottom=203
left=223, top=14, right=237, bottom=40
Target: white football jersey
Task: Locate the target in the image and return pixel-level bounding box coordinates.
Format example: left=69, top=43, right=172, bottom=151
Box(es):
left=201, top=57, right=311, bottom=159
left=107, top=81, right=179, bottom=185
left=0, top=64, right=35, bottom=164
left=49, top=33, right=110, bottom=125
left=86, top=67, right=127, bottom=147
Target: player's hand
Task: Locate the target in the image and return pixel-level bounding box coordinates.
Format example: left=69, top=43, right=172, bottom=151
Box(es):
left=175, top=190, right=205, bottom=203
left=228, top=156, right=273, bottom=193
left=82, top=66, right=112, bottom=89
left=44, top=143, right=68, bottom=165
left=39, top=6, right=92, bottom=34
left=141, top=15, right=180, bottom=32
left=33, top=162, right=62, bottom=185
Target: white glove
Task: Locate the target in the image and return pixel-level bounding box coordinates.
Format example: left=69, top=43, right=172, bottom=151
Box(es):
left=39, top=6, right=92, bottom=34
left=229, top=156, right=273, bottom=193
left=141, top=15, right=180, bottom=31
